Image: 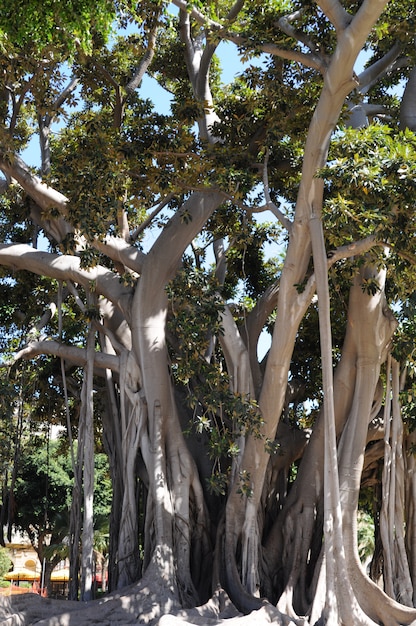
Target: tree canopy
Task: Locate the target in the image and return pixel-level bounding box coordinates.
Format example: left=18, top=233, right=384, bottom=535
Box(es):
left=1, top=1, right=416, bottom=625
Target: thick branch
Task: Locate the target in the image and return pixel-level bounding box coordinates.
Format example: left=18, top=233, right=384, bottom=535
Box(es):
left=125, top=20, right=159, bottom=94
left=219, top=305, right=254, bottom=396
left=0, top=153, right=145, bottom=270
left=39, top=77, right=80, bottom=174
left=179, top=10, right=198, bottom=86
left=240, top=279, right=279, bottom=394
left=358, top=42, right=402, bottom=93
left=179, top=10, right=220, bottom=142
left=171, top=0, right=219, bottom=28
left=243, top=281, right=279, bottom=354
left=346, top=0, right=389, bottom=60
left=141, top=191, right=224, bottom=288
left=400, top=65, right=416, bottom=131
left=225, top=34, right=327, bottom=73
left=197, top=40, right=219, bottom=101
left=0, top=154, right=68, bottom=212
left=277, top=10, right=323, bottom=56
left=315, top=0, right=352, bottom=32
left=0, top=154, right=73, bottom=242
left=3, top=339, right=119, bottom=372
left=327, top=235, right=377, bottom=266
left=0, top=244, right=133, bottom=319
left=226, top=0, right=245, bottom=22
left=93, top=236, right=145, bottom=274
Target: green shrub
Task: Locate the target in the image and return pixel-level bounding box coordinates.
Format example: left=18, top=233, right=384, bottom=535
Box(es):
left=0, top=547, right=12, bottom=579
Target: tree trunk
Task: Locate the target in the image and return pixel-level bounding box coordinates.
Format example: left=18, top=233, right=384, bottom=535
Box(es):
left=80, top=325, right=96, bottom=601
left=129, top=192, right=223, bottom=600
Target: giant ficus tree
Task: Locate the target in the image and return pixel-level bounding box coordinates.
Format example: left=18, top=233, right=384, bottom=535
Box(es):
left=1, top=0, right=416, bottom=624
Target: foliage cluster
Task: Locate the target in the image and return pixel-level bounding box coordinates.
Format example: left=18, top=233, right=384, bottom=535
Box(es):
left=1, top=0, right=416, bottom=620
left=167, top=261, right=265, bottom=495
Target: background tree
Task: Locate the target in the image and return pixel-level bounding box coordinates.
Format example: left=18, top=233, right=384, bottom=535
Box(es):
left=0, top=1, right=416, bottom=625
left=10, top=433, right=111, bottom=596
left=12, top=436, right=72, bottom=592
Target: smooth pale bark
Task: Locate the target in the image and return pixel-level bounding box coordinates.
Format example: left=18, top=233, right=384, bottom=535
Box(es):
left=130, top=192, right=223, bottom=600
left=0, top=156, right=68, bottom=212
left=336, top=267, right=397, bottom=625
left=93, top=236, right=145, bottom=274
left=0, top=154, right=144, bottom=271
left=309, top=209, right=358, bottom=625
left=224, top=0, right=389, bottom=608
left=218, top=307, right=259, bottom=595
left=298, top=81, right=367, bottom=626
left=389, top=362, right=413, bottom=605
left=68, top=431, right=83, bottom=601
left=261, top=243, right=383, bottom=601
left=5, top=338, right=119, bottom=372
left=218, top=303, right=255, bottom=503
left=266, top=273, right=358, bottom=616
left=405, top=430, right=416, bottom=606
left=380, top=359, right=413, bottom=605
left=116, top=351, right=143, bottom=589
left=334, top=269, right=416, bottom=626
left=400, top=66, right=416, bottom=131
left=219, top=305, right=255, bottom=398
left=0, top=156, right=74, bottom=243
left=179, top=8, right=221, bottom=144
left=80, top=325, right=95, bottom=601
left=0, top=244, right=133, bottom=320
left=132, top=40, right=223, bottom=606
left=100, top=349, right=126, bottom=592
left=264, top=263, right=407, bottom=622
left=240, top=280, right=279, bottom=393
left=3, top=2, right=416, bottom=625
